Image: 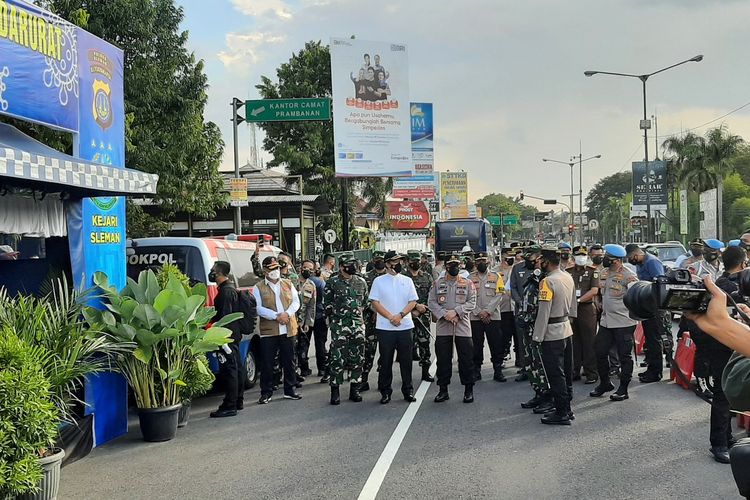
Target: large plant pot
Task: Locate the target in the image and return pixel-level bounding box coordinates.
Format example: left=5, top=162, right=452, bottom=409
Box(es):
left=177, top=401, right=191, bottom=428
left=137, top=404, right=181, bottom=442
left=19, top=448, right=65, bottom=500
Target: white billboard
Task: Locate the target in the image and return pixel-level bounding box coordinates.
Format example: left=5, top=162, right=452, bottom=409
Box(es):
left=699, top=188, right=717, bottom=240
left=330, top=37, right=412, bottom=177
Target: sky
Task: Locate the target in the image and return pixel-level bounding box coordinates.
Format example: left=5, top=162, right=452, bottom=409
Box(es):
left=176, top=0, right=750, bottom=210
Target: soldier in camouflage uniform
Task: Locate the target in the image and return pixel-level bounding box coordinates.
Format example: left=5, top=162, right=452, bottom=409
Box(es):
left=517, top=249, right=553, bottom=413
left=404, top=250, right=435, bottom=382
left=362, top=250, right=387, bottom=391
left=324, top=253, right=368, bottom=405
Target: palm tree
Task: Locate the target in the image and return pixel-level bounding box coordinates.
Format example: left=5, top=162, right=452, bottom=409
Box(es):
left=700, top=125, right=744, bottom=239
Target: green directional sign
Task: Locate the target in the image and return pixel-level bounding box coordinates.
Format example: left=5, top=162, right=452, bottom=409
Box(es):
left=244, top=98, right=331, bottom=122
left=487, top=216, right=501, bottom=225
left=502, top=215, right=520, bottom=225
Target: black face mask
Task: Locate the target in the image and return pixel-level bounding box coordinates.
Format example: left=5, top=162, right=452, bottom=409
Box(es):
left=392, top=263, right=403, bottom=274
left=628, top=257, right=639, bottom=266
left=524, top=259, right=536, bottom=270
left=409, top=262, right=421, bottom=271
left=505, top=257, right=515, bottom=266
left=447, top=265, right=460, bottom=277
left=591, top=256, right=603, bottom=265
left=343, top=264, right=357, bottom=275
left=208, top=271, right=217, bottom=283
left=602, top=256, right=613, bottom=268
left=705, top=252, right=719, bottom=262
left=476, top=263, right=488, bottom=273
left=301, top=269, right=312, bottom=279
left=374, top=260, right=386, bottom=271
left=690, top=248, right=702, bottom=257
left=315, top=269, right=322, bottom=276
left=559, top=253, right=570, bottom=261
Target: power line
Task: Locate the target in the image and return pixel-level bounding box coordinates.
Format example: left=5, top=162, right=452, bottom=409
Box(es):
left=657, top=100, right=750, bottom=139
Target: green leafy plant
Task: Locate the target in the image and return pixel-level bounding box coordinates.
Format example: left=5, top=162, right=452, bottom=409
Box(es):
left=180, top=354, right=214, bottom=403
left=0, top=278, right=130, bottom=424
left=0, top=328, right=59, bottom=498
left=84, top=270, right=240, bottom=409
left=156, top=263, right=190, bottom=290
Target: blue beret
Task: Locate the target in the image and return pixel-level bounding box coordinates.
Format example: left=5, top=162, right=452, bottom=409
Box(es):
left=728, top=239, right=741, bottom=247
left=603, top=244, right=627, bottom=258
left=704, top=238, right=724, bottom=250
left=558, top=242, right=572, bottom=250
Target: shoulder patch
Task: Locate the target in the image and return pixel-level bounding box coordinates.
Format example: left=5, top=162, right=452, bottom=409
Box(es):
left=539, top=279, right=553, bottom=302
left=592, top=272, right=599, bottom=280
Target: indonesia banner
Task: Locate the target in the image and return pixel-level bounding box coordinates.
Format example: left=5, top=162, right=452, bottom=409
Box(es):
left=386, top=201, right=430, bottom=230
left=330, top=37, right=412, bottom=177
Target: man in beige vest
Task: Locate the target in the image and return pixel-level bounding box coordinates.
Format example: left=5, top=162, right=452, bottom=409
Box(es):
left=252, top=256, right=302, bottom=404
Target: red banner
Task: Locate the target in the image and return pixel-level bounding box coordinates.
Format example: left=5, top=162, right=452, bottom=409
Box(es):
left=386, top=201, right=430, bottom=229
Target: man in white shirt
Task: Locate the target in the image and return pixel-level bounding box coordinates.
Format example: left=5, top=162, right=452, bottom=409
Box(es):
left=252, top=256, right=302, bottom=404
left=369, top=251, right=419, bottom=404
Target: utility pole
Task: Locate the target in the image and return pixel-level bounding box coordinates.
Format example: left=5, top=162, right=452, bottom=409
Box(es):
left=231, top=98, right=245, bottom=235
left=341, top=178, right=350, bottom=251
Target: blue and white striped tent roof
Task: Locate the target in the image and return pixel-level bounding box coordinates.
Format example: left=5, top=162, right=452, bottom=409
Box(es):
left=0, top=123, right=158, bottom=198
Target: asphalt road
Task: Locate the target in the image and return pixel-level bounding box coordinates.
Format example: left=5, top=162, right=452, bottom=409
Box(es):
left=60, top=341, right=743, bottom=499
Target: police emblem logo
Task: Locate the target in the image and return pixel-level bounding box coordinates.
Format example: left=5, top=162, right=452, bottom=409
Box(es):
left=93, top=79, right=113, bottom=130
left=454, top=225, right=465, bottom=236
left=438, top=295, right=446, bottom=303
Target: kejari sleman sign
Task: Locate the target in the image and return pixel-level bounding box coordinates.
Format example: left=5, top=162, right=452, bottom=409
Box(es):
left=330, top=37, right=412, bottom=177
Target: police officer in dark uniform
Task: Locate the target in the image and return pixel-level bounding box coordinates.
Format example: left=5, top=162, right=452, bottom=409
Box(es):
left=510, top=243, right=541, bottom=382
left=567, top=245, right=600, bottom=384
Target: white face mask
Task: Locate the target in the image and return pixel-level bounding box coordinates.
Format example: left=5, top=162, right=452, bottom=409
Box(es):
left=574, top=256, right=588, bottom=267
left=268, top=270, right=281, bottom=281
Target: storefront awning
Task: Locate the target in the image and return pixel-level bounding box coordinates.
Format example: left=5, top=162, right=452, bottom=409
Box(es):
left=0, top=124, right=158, bottom=198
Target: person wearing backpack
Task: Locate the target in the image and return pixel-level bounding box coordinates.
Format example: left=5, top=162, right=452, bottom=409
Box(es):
left=209, top=260, right=247, bottom=418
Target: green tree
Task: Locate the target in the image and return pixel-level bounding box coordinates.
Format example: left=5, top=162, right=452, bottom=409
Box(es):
left=476, top=193, right=535, bottom=239
left=44, top=0, right=227, bottom=237
left=701, top=125, right=744, bottom=239
left=585, top=171, right=632, bottom=223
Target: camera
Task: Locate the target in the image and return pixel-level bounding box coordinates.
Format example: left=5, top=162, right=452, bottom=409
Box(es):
left=624, top=268, right=711, bottom=320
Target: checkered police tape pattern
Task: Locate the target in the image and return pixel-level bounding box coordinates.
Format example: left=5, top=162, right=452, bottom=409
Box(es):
left=0, top=147, right=158, bottom=194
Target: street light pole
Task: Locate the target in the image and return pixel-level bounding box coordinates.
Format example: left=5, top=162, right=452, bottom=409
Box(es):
left=585, top=54, right=703, bottom=242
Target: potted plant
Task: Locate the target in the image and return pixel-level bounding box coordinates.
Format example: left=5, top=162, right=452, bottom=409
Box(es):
left=178, top=354, right=214, bottom=427
left=84, top=270, right=239, bottom=442
left=0, top=279, right=129, bottom=500
left=0, top=328, right=61, bottom=500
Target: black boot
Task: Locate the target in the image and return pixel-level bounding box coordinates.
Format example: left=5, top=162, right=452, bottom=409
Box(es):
left=533, top=396, right=555, bottom=414
left=434, top=386, right=450, bottom=403
left=422, top=365, right=435, bottom=382
left=349, top=383, right=363, bottom=402
left=360, top=372, right=370, bottom=392
left=493, top=366, right=507, bottom=382
left=463, top=384, right=474, bottom=403
left=610, top=380, right=630, bottom=401
left=330, top=386, right=340, bottom=405
left=541, top=411, right=572, bottom=426
left=521, top=394, right=543, bottom=409
left=589, top=381, right=615, bottom=397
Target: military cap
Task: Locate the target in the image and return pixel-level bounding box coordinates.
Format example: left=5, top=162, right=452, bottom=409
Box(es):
left=384, top=250, right=405, bottom=262
left=475, top=251, right=489, bottom=261
left=262, top=256, right=280, bottom=269
left=572, top=245, right=587, bottom=256
left=704, top=238, right=724, bottom=250
left=603, top=244, right=627, bottom=258
left=338, top=252, right=356, bottom=265
left=372, top=250, right=386, bottom=260
left=525, top=244, right=542, bottom=255
left=558, top=241, right=572, bottom=250
left=502, top=246, right=513, bottom=253
left=421, top=252, right=431, bottom=257
left=461, top=248, right=474, bottom=256
left=689, top=238, right=704, bottom=247
left=728, top=239, right=741, bottom=247
left=407, top=250, right=422, bottom=261
left=445, top=253, right=461, bottom=264
left=540, top=245, right=560, bottom=258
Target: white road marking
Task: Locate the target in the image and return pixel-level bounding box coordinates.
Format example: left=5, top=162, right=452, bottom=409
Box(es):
left=357, top=364, right=434, bottom=500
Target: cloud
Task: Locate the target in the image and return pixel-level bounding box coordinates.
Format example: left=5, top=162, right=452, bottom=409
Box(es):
left=217, top=32, right=287, bottom=69
left=230, top=0, right=293, bottom=19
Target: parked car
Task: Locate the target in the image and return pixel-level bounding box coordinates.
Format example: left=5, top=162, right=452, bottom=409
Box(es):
left=126, top=237, right=282, bottom=388
left=642, top=241, right=687, bottom=269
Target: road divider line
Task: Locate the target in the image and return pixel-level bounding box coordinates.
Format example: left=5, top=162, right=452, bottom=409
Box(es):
left=357, top=364, right=434, bottom=500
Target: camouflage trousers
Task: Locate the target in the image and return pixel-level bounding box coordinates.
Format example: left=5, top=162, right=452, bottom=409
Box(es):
left=521, top=321, right=550, bottom=394
left=413, top=314, right=431, bottom=367
left=329, top=321, right=366, bottom=387
left=363, top=317, right=378, bottom=376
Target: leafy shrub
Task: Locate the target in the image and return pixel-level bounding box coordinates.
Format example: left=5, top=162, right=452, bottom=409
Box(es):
left=156, top=263, right=190, bottom=290
left=0, top=328, right=59, bottom=497
left=180, top=354, right=215, bottom=402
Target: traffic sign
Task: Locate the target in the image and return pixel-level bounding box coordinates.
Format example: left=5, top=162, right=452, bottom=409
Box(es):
left=487, top=216, right=501, bottom=225
left=502, top=215, right=519, bottom=225
left=324, top=229, right=337, bottom=244
left=244, top=98, right=331, bottom=122
left=588, top=219, right=599, bottom=230
left=360, top=234, right=375, bottom=249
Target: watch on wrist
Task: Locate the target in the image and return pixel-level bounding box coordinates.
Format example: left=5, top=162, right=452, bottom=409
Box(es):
left=399, top=311, right=406, bottom=318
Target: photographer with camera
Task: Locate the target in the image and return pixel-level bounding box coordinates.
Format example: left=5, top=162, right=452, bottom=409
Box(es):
left=590, top=244, right=639, bottom=401
left=625, top=244, right=671, bottom=384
